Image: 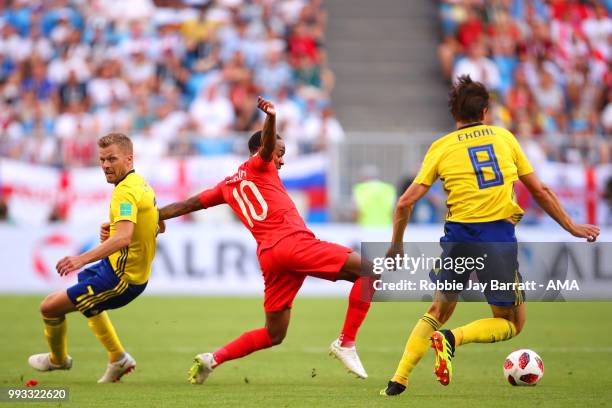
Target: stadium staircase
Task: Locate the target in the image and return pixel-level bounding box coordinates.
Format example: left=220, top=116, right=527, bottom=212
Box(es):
left=326, top=0, right=451, bottom=132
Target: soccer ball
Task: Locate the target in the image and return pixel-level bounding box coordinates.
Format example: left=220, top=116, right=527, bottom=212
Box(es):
left=503, top=349, right=544, bottom=386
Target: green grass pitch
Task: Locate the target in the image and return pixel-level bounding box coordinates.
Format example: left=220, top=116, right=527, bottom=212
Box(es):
left=2, top=296, right=611, bottom=407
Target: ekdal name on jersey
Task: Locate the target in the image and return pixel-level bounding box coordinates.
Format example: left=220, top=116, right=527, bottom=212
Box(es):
left=456, top=127, right=497, bottom=142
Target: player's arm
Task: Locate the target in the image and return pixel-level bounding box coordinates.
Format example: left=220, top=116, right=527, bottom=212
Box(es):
left=387, top=182, right=431, bottom=257
left=56, top=220, right=134, bottom=276
left=158, top=194, right=205, bottom=221
left=508, top=132, right=598, bottom=240
left=387, top=141, right=438, bottom=258
left=519, top=172, right=600, bottom=241
left=159, top=182, right=226, bottom=222
left=257, top=96, right=276, bottom=161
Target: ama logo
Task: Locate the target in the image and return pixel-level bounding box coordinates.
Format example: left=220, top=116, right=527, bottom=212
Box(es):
left=32, top=233, right=97, bottom=281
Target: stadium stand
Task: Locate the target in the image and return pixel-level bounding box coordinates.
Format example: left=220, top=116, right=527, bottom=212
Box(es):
left=438, top=0, right=611, bottom=163
left=0, top=0, right=611, bottom=226
left=0, top=0, right=339, bottom=166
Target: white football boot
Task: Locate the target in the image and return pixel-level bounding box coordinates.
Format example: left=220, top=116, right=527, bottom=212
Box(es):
left=329, top=339, right=368, bottom=379
left=97, top=352, right=136, bottom=383
left=188, top=353, right=217, bottom=385
left=28, top=353, right=73, bottom=371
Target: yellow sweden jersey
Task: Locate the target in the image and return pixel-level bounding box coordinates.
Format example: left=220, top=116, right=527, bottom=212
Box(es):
left=414, top=124, right=534, bottom=223
left=108, top=170, right=158, bottom=285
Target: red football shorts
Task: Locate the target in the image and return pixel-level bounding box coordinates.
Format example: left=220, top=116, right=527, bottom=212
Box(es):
left=258, top=232, right=353, bottom=312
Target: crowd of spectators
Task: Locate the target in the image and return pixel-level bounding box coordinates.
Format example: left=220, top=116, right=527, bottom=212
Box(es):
left=0, top=0, right=344, bottom=167
left=438, top=0, right=612, bottom=164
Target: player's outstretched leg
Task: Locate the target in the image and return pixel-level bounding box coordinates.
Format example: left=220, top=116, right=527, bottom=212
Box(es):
left=380, top=312, right=442, bottom=396
left=188, top=328, right=273, bottom=385
left=189, top=309, right=288, bottom=385
left=88, top=311, right=135, bottom=383
left=449, top=304, right=523, bottom=348
left=330, top=253, right=376, bottom=379
left=29, top=291, right=75, bottom=372
left=381, top=295, right=455, bottom=396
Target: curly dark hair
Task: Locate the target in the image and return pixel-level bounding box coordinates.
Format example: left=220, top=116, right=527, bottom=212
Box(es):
left=448, top=75, right=490, bottom=123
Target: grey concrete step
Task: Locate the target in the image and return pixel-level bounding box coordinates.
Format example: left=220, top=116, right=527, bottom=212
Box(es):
left=326, top=0, right=427, bottom=18
left=328, top=64, right=441, bottom=80
left=325, top=0, right=448, bottom=132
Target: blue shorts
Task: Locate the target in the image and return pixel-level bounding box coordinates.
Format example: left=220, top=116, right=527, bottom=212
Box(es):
left=67, top=258, right=147, bottom=317
left=429, top=221, right=524, bottom=307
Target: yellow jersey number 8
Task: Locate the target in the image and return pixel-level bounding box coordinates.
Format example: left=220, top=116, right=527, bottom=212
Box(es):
left=468, top=144, right=504, bottom=189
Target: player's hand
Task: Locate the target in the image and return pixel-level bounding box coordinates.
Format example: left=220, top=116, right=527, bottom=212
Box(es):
left=385, top=243, right=404, bottom=271
left=100, top=222, right=110, bottom=242
left=569, top=223, right=600, bottom=242
left=157, top=219, right=166, bottom=235
left=257, top=96, right=276, bottom=116
left=56, top=256, right=85, bottom=276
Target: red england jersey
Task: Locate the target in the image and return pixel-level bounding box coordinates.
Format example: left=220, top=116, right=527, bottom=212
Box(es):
left=198, top=153, right=314, bottom=255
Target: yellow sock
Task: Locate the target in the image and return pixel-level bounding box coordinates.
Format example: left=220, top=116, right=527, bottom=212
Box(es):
left=391, top=313, right=441, bottom=386
left=87, top=312, right=124, bottom=362
left=43, top=316, right=68, bottom=365
left=451, top=318, right=516, bottom=347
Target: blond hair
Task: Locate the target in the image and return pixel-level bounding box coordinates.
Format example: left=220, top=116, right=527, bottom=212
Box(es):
left=98, top=132, right=133, bottom=154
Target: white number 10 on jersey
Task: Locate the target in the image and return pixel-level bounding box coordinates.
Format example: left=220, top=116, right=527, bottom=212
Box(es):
left=232, top=180, right=268, bottom=228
